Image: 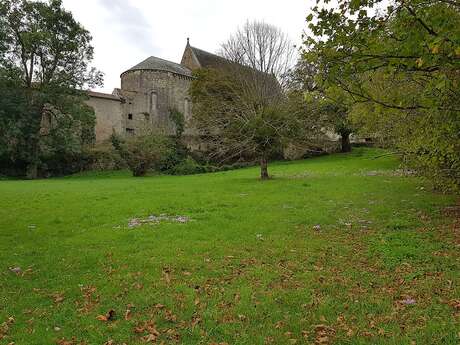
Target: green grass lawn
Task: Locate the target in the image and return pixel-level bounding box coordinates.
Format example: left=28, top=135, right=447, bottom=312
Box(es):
left=0, top=148, right=458, bottom=345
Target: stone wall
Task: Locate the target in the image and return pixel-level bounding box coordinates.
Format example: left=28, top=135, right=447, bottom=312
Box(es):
left=180, top=45, right=201, bottom=70
left=85, top=93, right=123, bottom=142
left=120, top=70, right=193, bottom=136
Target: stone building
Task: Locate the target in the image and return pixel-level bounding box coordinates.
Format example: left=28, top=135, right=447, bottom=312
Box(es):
left=86, top=39, right=227, bottom=145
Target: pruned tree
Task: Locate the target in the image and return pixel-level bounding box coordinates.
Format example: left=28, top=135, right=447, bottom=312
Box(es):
left=191, top=21, right=297, bottom=180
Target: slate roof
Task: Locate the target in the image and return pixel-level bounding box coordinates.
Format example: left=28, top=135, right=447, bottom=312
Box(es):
left=189, top=46, right=230, bottom=69
left=189, top=45, right=277, bottom=82
left=124, top=56, right=192, bottom=77
left=188, top=45, right=279, bottom=90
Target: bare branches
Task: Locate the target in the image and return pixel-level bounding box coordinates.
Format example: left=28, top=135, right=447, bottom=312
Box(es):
left=219, top=20, right=296, bottom=87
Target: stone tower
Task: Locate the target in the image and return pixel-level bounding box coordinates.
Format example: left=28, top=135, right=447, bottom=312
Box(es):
left=86, top=39, right=233, bottom=144
left=119, top=56, right=193, bottom=136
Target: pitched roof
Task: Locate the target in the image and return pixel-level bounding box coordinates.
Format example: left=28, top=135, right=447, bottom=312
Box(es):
left=189, top=46, right=230, bottom=69
left=123, top=56, right=192, bottom=77
left=187, top=44, right=277, bottom=82
left=87, top=90, right=122, bottom=101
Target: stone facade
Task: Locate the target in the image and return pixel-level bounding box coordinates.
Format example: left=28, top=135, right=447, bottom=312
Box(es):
left=120, top=69, right=193, bottom=136
left=86, top=91, right=123, bottom=142
left=87, top=40, right=230, bottom=144
left=87, top=41, right=192, bottom=143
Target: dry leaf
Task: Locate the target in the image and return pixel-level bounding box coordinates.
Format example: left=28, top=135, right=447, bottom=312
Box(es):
left=96, top=309, right=115, bottom=322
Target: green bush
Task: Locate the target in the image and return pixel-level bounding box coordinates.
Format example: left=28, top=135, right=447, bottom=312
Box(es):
left=112, top=131, right=173, bottom=177
left=168, top=156, right=205, bottom=175
left=85, top=141, right=125, bottom=171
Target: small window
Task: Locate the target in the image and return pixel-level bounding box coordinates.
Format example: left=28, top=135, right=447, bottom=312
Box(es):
left=126, top=128, right=135, bottom=136
left=150, top=92, right=157, bottom=112
left=128, top=114, right=133, bottom=120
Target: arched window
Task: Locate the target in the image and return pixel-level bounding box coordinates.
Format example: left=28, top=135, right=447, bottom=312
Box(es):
left=150, top=92, right=157, bottom=113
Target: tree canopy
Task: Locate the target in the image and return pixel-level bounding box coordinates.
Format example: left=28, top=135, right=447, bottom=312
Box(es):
left=303, top=0, right=460, bottom=190
left=0, top=0, right=102, bottom=178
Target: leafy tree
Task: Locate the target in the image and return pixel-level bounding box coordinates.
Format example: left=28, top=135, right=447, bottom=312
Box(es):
left=287, top=60, right=354, bottom=153
left=304, top=0, right=460, bottom=190
left=0, top=0, right=102, bottom=178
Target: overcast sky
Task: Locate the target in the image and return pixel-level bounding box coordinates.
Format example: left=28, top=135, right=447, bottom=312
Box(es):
left=60, top=0, right=315, bottom=93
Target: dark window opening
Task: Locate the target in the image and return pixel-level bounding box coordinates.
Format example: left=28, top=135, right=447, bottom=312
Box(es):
left=128, top=113, right=133, bottom=120
left=126, top=128, right=135, bottom=135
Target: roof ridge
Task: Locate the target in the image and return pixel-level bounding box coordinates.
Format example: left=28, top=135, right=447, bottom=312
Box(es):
left=190, top=46, right=227, bottom=60
left=144, top=55, right=185, bottom=67
left=124, top=55, right=192, bottom=77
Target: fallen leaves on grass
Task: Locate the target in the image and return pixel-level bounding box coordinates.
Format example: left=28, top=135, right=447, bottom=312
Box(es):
left=51, top=292, right=65, bottom=304
left=0, top=317, right=14, bottom=341
left=76, top=286, right=99, bottom=314
left=162, top=268, right=172, bottom=284
left=56, top=337, right=86, bottom=345
left=313, top=324, right=335, bottom=344
left=191, top=314, right=201, bottom=329
left=448, top=299, right=460, bottom=311
left=133, top=320, right=161, bottom=343
left=96, top=309, right=116, bottom=322
left=124, top=307, right=133, bottom=320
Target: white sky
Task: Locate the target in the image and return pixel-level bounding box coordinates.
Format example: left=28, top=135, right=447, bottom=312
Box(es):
left=61, top=0, right=316, bottom=93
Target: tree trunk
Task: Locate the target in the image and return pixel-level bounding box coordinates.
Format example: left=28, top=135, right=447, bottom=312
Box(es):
left=341, top=133, right=351, bottom=153
left=260, top=156, right=269, bottom=180
left=26, top=162, right=38, bottom=179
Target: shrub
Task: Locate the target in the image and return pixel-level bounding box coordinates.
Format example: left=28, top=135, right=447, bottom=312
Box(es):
left=112, top=131, right=173, bottom=177
left=158, top=140, right=188, bottom=172
left=85, top=141, right=125, bottom=171
left=168, top=156, right=205, bottom=175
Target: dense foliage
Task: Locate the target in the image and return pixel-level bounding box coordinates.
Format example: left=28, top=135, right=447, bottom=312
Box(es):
left=304, top=0, right=460, bottom=190
left=112, top=131, right=173, bottom=177
left=0, top=0, right=102, bottom=178
left=287, top=60, right=355, bottom=153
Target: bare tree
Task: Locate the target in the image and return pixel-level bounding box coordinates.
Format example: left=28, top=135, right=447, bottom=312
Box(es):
left=191, top=22, right=300, bottom=180
left=219, top=20, right=296, bottom=86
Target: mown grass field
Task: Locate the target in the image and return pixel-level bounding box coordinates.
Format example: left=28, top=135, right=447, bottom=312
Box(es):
left=0, top=148, right=458, bottom=345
